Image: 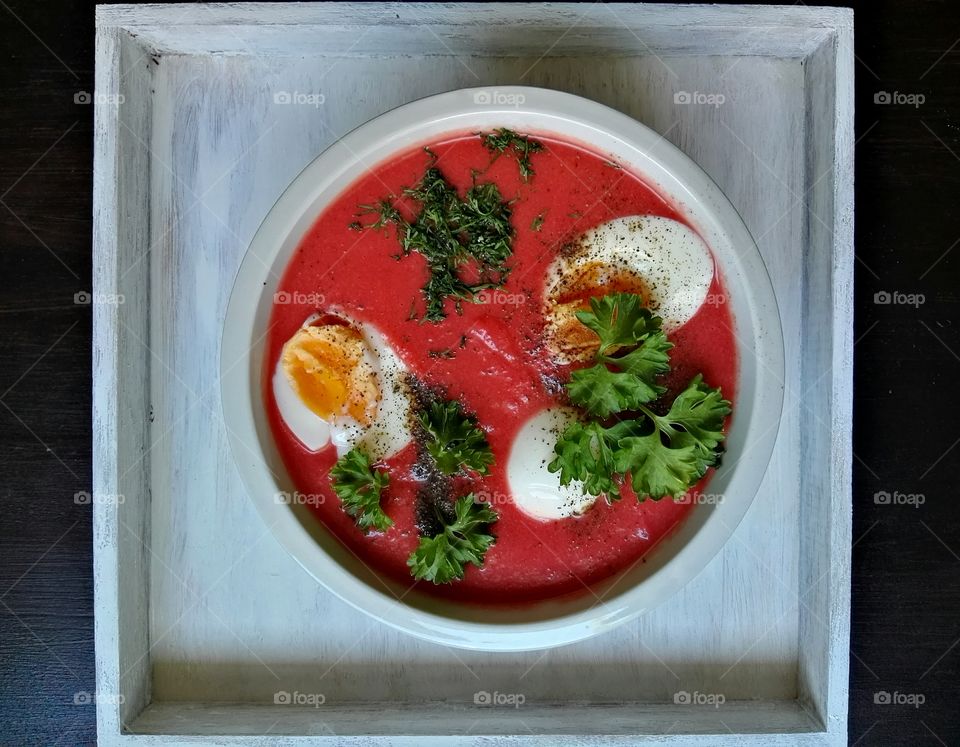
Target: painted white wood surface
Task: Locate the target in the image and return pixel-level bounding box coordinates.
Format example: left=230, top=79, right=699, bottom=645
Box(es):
left=797, top=29, right=855, bottom=736
left=93, top=4, right=853, bottom=744
left=130, top=701, right=822, bottom=742
left=93, top=22, right=156, bottom=738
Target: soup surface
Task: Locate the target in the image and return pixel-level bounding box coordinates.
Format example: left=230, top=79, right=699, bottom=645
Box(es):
left=265, top=132, right=738, bottom=604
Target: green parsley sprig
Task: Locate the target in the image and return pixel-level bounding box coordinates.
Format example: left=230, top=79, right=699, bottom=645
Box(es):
left=567, top=293, right=673, bottom=418
left=614, top=374, right=731, bottom=498
left=407, top=494, right=498, bottom=583
left=329, top=447, right=393, bottom=532
left=548, top=293, right=731, bottom=501
left=418, top=399, right=495, bottom=476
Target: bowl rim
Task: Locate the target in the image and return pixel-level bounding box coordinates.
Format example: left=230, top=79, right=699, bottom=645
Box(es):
left=220, top=85, right=785, bottom=652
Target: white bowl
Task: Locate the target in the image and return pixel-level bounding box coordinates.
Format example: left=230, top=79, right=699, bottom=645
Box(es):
left=221, top=86, right=784, bottom=652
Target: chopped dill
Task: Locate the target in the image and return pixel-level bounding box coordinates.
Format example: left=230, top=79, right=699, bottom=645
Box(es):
left=355, top=165, right=515, bottom=322
left=357, top=198, right=401, bottom=230
left=480, top=128, right=544, bottom=182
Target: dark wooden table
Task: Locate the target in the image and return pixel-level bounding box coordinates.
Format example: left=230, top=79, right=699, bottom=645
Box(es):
left=1, top=1, right=957, bottom=744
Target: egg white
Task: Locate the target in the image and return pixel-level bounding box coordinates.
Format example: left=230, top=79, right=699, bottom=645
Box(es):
left=545, top=215, right=714, bottom=361
left=273, top=316, right=413, bottom=461
left=506, top=406, right=597, bottom=521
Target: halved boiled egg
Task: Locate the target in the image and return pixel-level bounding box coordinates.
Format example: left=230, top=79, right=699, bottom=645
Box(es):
left=506, top=406, right=596, bottom=521
left=272, top=313, right=413, bottom=460
left=543, top=215, right=714, bottom=363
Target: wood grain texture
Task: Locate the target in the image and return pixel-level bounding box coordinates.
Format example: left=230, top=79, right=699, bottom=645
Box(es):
left=129, top=701, right=823, bottom=743
left=93, top=25, right=156, bottom=739
left=796, top=26, right=855, bottom=736
left=0, top=1, right=96, bottom=745
left=3, top=1, right=958, bottom=746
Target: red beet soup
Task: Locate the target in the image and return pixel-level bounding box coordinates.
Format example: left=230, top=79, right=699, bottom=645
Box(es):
left=264, top=132, right=738, bottom=604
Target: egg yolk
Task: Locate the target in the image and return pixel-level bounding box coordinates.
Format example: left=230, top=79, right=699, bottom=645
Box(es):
left=280, top=324, right=379, bottom=425
left=546, top=262, right=650, bottom=362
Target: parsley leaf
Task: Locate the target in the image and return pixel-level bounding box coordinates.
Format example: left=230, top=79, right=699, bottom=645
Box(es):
left=549, top=420, right=626, bottom=499
left=551, top=375, right=731, bottom=501
left=480, top=128, right=544, bottom=181
left=549, top=293, right=731, bottom=502
left=407, top=495, right=498, bottom=584
left=643, top=373, right=732, bottom=477
left=329, top=447, right=393, bottom=532
left=567, top=366, right=645, bottom=421
left=418, top=400, right=494, bottom=476
left=566, top=294, right=673, bottom=418
left=616, top=376, right=731, bottom=498
left=575, top=292, right=659, bottom=354
left=612, top=428, right=702, bottom=499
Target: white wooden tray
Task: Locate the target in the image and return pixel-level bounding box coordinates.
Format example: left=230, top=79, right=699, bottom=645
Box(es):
left=92, top=3, right=854, bottom=744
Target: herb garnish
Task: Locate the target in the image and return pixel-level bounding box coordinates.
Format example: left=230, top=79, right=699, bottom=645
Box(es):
left=613, top=374, right=731, bottom=499
left=359, top=166, right=515, bottom=322
left=531, top=211, right=546, bottom=232
left=566, top=293, right=672, bottom=418
left=418, top=399, right=494, bottom=476
left=407, top=494, right=498, bottom=583
left=481, top=128, right=544, bottom=182
left=358, top=197, right=401, bottom=230
left=330, top=447, right=393, bottom=532
left=548, top=293, right=731, bottom=501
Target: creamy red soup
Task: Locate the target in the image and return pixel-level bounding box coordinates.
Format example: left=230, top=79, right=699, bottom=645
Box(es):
left=264, top=132, right=737, bottom=604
